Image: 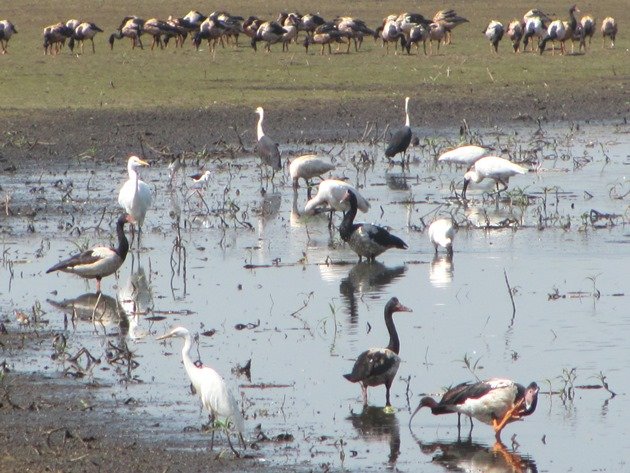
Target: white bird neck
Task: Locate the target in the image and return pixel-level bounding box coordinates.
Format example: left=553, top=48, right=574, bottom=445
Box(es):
left=404, top=98, right=410, bottom=127
left=256, top=111, right=265, bottom=140
left=127, top=162, right=139, bottom=182
left=180, top=333, right=198, bottom=375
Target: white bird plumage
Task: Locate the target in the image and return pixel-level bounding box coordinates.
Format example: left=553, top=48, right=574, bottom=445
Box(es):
left=304, top=179, right=370, bottom=214
left=462, top=156, right=527, bottom=200
left=438, top=145, right=491, bottom=168
left=254, top=106, right=281, bottom=174
left=157, top=326, right=245, bottom=452
left=118, top=156, right=152, bottom=242
left=289, top=155, right=335, bottom=198
left=428, top=218, right=456, bottom=255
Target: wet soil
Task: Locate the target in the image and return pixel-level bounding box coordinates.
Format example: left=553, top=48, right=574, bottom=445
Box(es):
left=0, top=90, right=627, bottom=471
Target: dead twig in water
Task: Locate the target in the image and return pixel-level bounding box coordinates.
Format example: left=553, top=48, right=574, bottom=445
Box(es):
left=504, top=269, right=516, bottom=321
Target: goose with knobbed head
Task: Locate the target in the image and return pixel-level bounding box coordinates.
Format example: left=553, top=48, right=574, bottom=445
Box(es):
left=118, top=155, right=152, bottom=245
left=343, top=297, right=412, bottom=407
left=339, top=189, right=407, bottom=263
left=254, top=106, right=281, bottom=176
left=409, top=379, right=539, bottom=441
left=46, top=214, right=133, bottom=293
left=157, top=326, right=245, bottom=454
left=385, top=97, right=412, bottom=162
left=539, top=5, right=580, bottom=55
left=462, top=156, right=527, bottom=200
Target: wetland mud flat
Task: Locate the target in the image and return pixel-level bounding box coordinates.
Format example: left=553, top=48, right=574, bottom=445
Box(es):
left=0, top=104, right=629, bottom=473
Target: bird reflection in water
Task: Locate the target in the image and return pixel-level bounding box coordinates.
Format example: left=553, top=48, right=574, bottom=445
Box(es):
left=47, top=292, right=128, bottom=335
left=412, top=436, right=538, bottom=473
left=339, top=262, right=407, bottom=326
left=347, top=405, right=401, bottom=466
left=429, top=255, right=454, bottom=288
left=118, top=266, right=153, bottom=340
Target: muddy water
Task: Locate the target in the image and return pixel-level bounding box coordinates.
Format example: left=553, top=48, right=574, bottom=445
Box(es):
left=1, top=121, right=629, bottom=471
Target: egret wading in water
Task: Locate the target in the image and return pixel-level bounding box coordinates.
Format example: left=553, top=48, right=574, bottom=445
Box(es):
left=157, top=326, right=245, bottom=455
left=254, top=106, right=281, bottom=182
left=428, top=218, right=456, bottom=256
left=46, top=214, right=132, bottom=293
left=344, top=297, right=412, bottom=408
left=289, top=154, right=335, bottom=199
left=339, top=189, right=407, bottom=262
left=409, top=378, right=539, bottom=441
left=385, top=96, right=412, bottom=165
left=118, top=155, right=152, bottom=247
left=462, top=156, right=527, bottom=200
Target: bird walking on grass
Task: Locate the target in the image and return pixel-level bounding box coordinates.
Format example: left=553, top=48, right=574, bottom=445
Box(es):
left=344, top=297, right=412, bottom=407
left=46, top=214, right=132, bottom=293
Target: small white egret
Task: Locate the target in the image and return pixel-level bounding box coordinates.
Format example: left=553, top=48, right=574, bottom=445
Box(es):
left=46, top=214, right=132, bottom=293
left=428, top=218, right=456, bottom=256
left=118, top=155, right=152, bottom=246
left=157, top=326, right=245, bottom=454
left=409, top=379, right=539, bottom=442
left=339, top=190, right=407, bottom=263
left=462, top=156, right=527, bottom=200
left=343, top=297, right=412, bottom=407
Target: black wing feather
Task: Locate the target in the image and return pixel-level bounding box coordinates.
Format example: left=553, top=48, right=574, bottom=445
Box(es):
left=360, top=224, right=408, bottom=249
left=343, top=349, right=397, bottom=382
left=385, top=127, right=412, bottom=157
left=46, top=250, right=100, bottom=273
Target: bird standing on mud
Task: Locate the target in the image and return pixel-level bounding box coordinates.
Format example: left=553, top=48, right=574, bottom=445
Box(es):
left=157, top=326, right=245, bottom=455
left=46, top=214, right=133, bottom=293
left=409, top=378, right=539, bottom=442
left=344, top=297, right=412, bottom=408
left=118, top=155, right=152, bottom=246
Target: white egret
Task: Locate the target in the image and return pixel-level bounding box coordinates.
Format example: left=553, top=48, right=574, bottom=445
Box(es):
left=409, top=379, right=539, bottom=442
left=46, top=214, right=132, bottom=293
left=157, top=326, right=245, bottom=454
left=254, top=106, right=281, bottom=178
left=343, top=297, right=412, bottom=407
left=118, top=155, right=152, bottom=246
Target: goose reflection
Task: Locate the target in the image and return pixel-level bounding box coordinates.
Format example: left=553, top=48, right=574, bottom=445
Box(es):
left=413, top=436, right=537, bottom=473
left=118, top=267, right=153, bottom=340
left=429, top=255, right=454, bottom=288
left=347, top=405, right=401, bottom=466
left=340, top=262, right=407, bottom=326
left=47, top=292, right=128, bottom=334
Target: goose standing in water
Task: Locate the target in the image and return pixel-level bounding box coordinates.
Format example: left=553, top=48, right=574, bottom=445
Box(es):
left=339, top=189, right=407, bottom=262
left=385, top=97, right=412, bottom=164
left=254, top=106, right=281, bottom=179
left=344, top=297, right=412, bottom=407
left=118, top=155, right=152, bottom=246
left=409, top=379, right=539, bottom=441
left=46, top=214, right=133, bottom=293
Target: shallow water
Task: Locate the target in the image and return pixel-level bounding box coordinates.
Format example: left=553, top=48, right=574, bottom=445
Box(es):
left=1, top=121, right=629, bottom=471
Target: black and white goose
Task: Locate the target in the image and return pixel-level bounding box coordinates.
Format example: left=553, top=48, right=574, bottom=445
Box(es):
left=344, top=297, right=412, bottom=407
left=68, top=22, right=104, bottom=54
left=339, top=189, right=407, bottom=263
left=251, top=21, right=286, bottom=52
left=254, top=106, right=281, bottom=176
left=0, top=20, right=17, bottom=54
left=109, top=16, right=144, bottom=50
left=46, top=214, right=133, bottom=293
left=409, top=378, right=539, bottom=441
left=484, top=21, right=504, bottom=53
left=385, top=96, right=412, bottom=162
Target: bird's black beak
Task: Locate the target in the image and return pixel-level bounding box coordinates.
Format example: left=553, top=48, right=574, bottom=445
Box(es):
left=462, top=178, right=470, bottom=200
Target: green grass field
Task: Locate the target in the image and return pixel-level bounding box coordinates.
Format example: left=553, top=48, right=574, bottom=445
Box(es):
left=0, top=0, right=627, bottom=112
